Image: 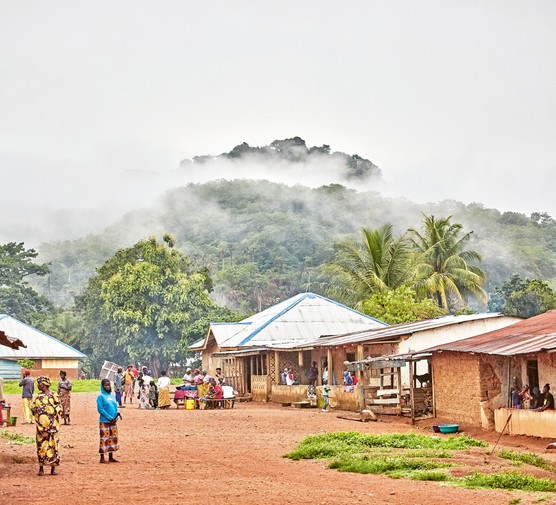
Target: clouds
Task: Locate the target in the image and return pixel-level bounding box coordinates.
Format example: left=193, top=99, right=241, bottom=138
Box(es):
left=0, top=1, right=555, bottom=245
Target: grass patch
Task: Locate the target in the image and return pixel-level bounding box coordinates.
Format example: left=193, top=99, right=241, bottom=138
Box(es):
left=498, top=450, right=556, bottom=473
left=284, top=432, right=486, bottom=460
left=3, top=379, right=101, bottom=394
left=462, top=471, right=556, bottom=492
left=0, top=430, right=34, bottom=445
left=409, top=470, right=452, bottom=481
left=329, top=455, right=452, bottom=475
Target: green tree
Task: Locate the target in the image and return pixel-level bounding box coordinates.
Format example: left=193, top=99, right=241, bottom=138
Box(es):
left=360, top=286, right=445, bottom=324
left=74, top=237, right=237, bottom=375
left=0, top=242, right=52, bottom=324
left=320, top=224, right=413, bottom=308
left=489, top=274, right=556, bottom=318
left=409, top=215, right=487, bottom=311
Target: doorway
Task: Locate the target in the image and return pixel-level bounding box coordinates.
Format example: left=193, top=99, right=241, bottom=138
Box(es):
left=527, top=360, right=539, bottom=390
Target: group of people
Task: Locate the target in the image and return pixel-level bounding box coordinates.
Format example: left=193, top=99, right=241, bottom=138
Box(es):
left=113, top=365, right=172, bottom=410
left=174, top=367, right=236, bottom=408
left=512, top=383, right=555, bottom=411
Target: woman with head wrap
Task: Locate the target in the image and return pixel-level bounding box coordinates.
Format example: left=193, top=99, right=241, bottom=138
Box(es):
left=31, top=376, right=62, bottom=476
left=57, top=370, right=72, bottom=425
left=97, top=379, right=122, bottom=463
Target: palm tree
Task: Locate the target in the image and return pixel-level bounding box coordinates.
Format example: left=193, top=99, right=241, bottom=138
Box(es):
left=408, top=215, right=487, bottom=311
left=320, top=224, right=413, bottom=308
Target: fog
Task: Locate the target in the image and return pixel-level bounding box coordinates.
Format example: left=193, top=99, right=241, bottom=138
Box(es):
left=1, top=1, right=555, bottom=246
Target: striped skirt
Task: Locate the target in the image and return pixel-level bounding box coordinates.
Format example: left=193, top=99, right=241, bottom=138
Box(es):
left=99, top=422, right=119, bottom=454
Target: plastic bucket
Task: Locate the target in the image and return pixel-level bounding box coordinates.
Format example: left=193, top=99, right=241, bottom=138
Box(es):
left=186, top=399, right=195, bottom=410
left=9, top=416, right=18, bottom=427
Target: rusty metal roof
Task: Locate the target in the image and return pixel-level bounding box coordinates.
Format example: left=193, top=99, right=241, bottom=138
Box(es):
left=424, top=310, right=556, bottom=355
left=0, top=329, right=26, bottom=350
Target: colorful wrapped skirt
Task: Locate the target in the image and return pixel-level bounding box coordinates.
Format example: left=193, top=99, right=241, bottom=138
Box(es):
left=99, top=422, right=119, bottom=453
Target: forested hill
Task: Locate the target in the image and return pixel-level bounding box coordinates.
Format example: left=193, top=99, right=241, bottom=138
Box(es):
left=34, top=179, right=556, bottom=313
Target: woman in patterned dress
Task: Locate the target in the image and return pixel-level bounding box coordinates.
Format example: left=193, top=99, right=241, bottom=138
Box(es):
left=97, top=378, right=122, bottom=463
left=57, top=370, right=72, bottom=425
left=31, top=376, right=62, bottom=476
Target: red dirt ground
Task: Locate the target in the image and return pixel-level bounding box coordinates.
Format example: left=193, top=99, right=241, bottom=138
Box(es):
left=2, top=393, right=556, bottom=505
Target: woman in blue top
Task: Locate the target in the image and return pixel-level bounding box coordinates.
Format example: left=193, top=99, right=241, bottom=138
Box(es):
left=97, top=379, right=122, bottom=463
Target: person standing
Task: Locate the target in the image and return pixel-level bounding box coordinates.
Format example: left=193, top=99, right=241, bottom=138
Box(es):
left=130, top=364, right=138, bottom=394
left=97, top=379, right=122, bottom=463
left=57, top=371, right=72, bottom=425
left=31, top=376, right=62, bottom=476
left=0, top=375, right=5, bottom=427
left=322, top=383, right=331, bottom=412
left=308, top=361, right=318, bottom=387
left=537, top=384, right=555, bottom=412
left=19, top=369, right=35, bottom=424
left=156, top=371, right=171, bottom=409
left=114, top=367, right=124, bottom=408
left=123, top=365, right=134, bottom=404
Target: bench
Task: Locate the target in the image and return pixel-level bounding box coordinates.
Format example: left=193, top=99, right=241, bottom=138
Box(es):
left=198, top=397, right=236, bottom=410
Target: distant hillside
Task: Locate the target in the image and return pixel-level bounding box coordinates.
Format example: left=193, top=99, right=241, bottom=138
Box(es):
left=34, top=179, right=556, bottom=312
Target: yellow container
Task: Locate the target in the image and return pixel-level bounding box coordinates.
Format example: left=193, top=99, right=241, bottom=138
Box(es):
left=186, top=399, right=195, bottom=410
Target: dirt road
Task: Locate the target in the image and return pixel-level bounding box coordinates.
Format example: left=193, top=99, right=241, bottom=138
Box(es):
left=1, top=393, right=555, bottom=504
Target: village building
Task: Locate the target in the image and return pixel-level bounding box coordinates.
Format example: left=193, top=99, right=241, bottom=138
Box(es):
left=0, top=314, right=86, bottom=379
left=193, top=292, right=520, bottom=414
left=424, top=310, right=556, bottom=436
left=190, top=292, right=387, bottom=400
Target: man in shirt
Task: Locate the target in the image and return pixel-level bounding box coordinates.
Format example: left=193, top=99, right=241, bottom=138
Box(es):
left=19, top=369, right=35, bottom=424
left=537, top=383, right=555, bottom=412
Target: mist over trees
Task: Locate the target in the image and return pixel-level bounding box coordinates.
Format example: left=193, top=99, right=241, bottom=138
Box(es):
left=3, top=137, right=556, bottom=372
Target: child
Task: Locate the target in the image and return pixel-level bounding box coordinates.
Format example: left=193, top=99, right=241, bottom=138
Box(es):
left=148, top=380, right=158, bottom=409
left=322, top=383, right=331, bottom=412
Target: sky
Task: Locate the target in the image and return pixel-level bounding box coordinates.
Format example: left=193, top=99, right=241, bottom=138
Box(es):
left=1, top=1, right=555, bottom=244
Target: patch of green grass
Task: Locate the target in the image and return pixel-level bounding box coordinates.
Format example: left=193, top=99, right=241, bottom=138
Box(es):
left=404, top=449, right=452, bottom=459
left=284, top=432, right=486, bottom=460
left=0, top=430, right=34, bottom=445
left=329, top=455, right=452, bottom=475
left=461, top=471, right=556, bottom=492
left=499, top=450, right=555, bottom=473
left=3, top=379, right=102, bottom=394
left=410, top=470, right=453, bottom=481
left=508, top=499, right=521, bottom=505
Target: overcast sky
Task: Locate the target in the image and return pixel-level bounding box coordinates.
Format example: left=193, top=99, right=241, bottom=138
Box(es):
left=1, top=1, right=555, bottom=243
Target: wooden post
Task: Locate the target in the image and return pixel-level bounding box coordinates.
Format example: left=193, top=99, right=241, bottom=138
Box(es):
left=430, top=358, right=436, bottom=418
left=396, top=366, right=402, bottom=415
left=327, top=348, right=333, bottom=386
left=274, top=351, right=280, bottom=385
left=409, top=359, right=415, bottom=424
left=356, top=345, right=364, bottom=384
left=298, top=351, right=304, bottom=367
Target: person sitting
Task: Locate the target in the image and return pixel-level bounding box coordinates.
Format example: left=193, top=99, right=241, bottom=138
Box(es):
left=537, top=384, right=555, bottom=412
left=520, top=385, right=533, bottom=409
left=351, top=373, right=359, bottom=386
left=285, top=368, right=295, bottom=386
left=511, top=387, right=522, bottom=409
left=222, top=384, right=237, bottom=409
left=531, top=386, right=543, bottom=409
left=343, top=370, right=353, bottom=386
left=281, top=367, right=289, bottom=385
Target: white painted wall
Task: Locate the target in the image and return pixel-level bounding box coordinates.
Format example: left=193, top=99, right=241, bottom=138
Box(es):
left=397, top=316, right=521, bottom=386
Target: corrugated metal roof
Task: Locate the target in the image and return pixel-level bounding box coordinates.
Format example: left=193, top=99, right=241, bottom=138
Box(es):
left=0, top=315, right=86, bottom=360
left=424, top=310, right=556, bottom=356
left=202, top=292, right=387, bottom=350
left=0, top=329, right=26, bottom=350
left=312, top=313, right=511, bottom=347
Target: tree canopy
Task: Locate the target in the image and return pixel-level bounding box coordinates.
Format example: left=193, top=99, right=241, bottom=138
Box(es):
left=0, top=242, right=52, bottom=324
left=73, top=237, right=240, bottom=374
